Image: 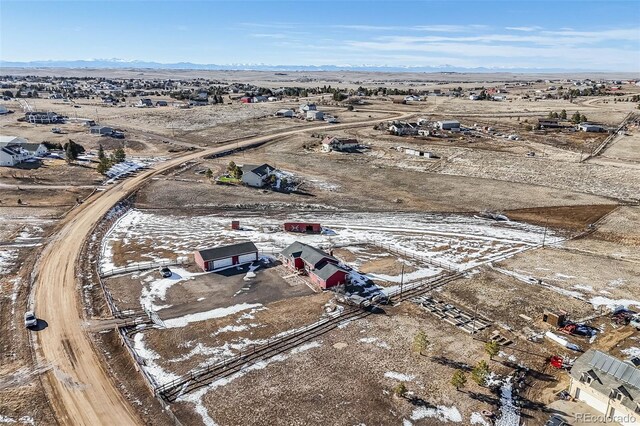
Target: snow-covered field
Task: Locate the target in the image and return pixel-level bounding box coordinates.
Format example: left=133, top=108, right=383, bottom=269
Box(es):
left=101, top=209, right=559, bottom=275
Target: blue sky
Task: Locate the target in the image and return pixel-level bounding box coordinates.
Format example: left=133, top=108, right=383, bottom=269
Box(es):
left=1, top=0, right=639, bottom=70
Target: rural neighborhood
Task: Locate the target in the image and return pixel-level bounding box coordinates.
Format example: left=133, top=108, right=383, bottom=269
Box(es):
left=1, top=1, right=639, bottom=426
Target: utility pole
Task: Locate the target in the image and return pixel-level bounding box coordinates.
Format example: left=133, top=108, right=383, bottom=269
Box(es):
left=399, top=263, right=405, bottom=301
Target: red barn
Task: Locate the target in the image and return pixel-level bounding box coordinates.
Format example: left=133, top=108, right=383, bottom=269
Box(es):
left=194, top=241, right=258, bottom=272
left=280, top=241, right=348, bottom=289
left=283, top=222, right=321, bottom=234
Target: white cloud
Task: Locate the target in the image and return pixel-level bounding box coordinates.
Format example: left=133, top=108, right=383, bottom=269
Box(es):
left=506, top=26, right=543, bottom=32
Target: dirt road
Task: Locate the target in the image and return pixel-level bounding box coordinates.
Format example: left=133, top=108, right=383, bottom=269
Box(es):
left=31, top=112, right=412, bottom=425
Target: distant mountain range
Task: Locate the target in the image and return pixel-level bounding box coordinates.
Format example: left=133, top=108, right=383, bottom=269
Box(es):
left=0, top=59, right=608, bottom=73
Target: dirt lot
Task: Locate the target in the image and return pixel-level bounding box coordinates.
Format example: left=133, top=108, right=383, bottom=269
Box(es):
left=438, top=267, right=595, bottom=331
left=165, top=302, right=551, bottom=426
left=496, top=246, right=640, bottom=307
left=104, top=262, right=314, bottom=319
left=135, top=136, right=612, bottom=214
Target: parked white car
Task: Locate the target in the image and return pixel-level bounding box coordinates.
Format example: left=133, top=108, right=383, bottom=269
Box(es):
left=24, top=311, right=37, bottom=328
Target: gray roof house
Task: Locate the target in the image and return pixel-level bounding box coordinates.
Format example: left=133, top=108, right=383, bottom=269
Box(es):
left=569, top=349, right=640, bottom=425
left=241, top=163, right=275, bottom=187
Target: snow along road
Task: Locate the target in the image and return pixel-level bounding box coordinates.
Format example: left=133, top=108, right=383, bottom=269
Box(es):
left=30, top=111, right=414, bottom=425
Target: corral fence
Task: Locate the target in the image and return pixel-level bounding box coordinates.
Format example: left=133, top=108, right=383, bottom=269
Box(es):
left=100, top=258, right=190, bottom=278
left=155, top=306, right=370, bottom=401
left=584, top=112, right=634, bottom=161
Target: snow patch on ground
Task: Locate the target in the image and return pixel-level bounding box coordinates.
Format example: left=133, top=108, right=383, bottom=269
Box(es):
left=410, top=405, right=462, bottom=423
left=177, top=340, right=322, bottom=425
left=573, top=284, right=594, bottom=292
left=0, top=415, right=35, bottom=425
left=359, top=337, right=390, bottom=349
left=495, top=376, right=520, bottom=426
left=164, top=303, right=263, bottom=328
left=139, top=267, right=206, bottom=311
left=384, top=371, right=415, bottom=382
left=133, top=333, right=180, bottom=386
left=470, top=412, right=491, bottom=425
left=621, top=347, right=640, bottom=358
left=101, top=209, right=558, bottom=275
left=0, top=249, right=17, bottom=276
left=589, top=296, right=640, bottom=311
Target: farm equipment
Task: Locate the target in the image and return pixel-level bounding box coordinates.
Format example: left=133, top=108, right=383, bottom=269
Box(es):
left=549, top=355, right=573, bottom=370
left=559, top=322, right=597, bottom=337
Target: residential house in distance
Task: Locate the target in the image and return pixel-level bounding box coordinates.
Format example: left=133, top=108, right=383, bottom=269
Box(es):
left=280, top=241, right=349, bottom=289
left=275, top=109, right=294, bottom=118
left=0, top=136, right=48, bottom=162
left=156, top=100, right=168, bottom=107
left=0, top=145, right=27, bottom=166
left=24, top=111, right=63, bottom=124
left=538, top=118, right=563, bottom=129
left=578, top=123, right=606, bottom=132
left=299, top=103, right=316, bottom=113
left=20, top=142, right=49, bottom=157
left=194, top=241, right=258, bottom=272
left=241, top=163, right=275, bottom=187
left=569, top=349, right=639, bottom=426
left=437, top=120, right=461, bottom=131
left=403, top=147, right=438, bottom=159
left=389, top=121, right=419, bottom=136
left=136, top=98, right=153, bottom=108
left=306, top=110, right=324, bottom=121
left=321, top=136, right=359, bottom=152
left=404, top=95, right=422, bottom=102
left=90, top=125, right=114, bottom=136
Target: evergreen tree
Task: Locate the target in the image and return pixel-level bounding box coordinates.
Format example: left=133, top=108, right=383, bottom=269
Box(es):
left=485, top=341, right=500, bottom=360
left=97, top=157, right=111, bottom=175
left=472, top=360, right=491, bottom=386
left=97, top=144, right=105, bottom=161
left=205, top=168, right=213, bottom=179
left=412, top=331, right=429, bottom=356
left=114, top=147, right=126, bottom=163
left=571, top=111, right=582, bottom=124
left=65, top=142, right=78, bottom=163
left=451, top=370, right=467, bottom=391
left=393, top=382, right=408, bottom=398
left=560, top=109, right=567, bottom=119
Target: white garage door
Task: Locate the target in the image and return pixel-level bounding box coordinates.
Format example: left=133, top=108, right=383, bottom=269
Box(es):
left=212, top=257, right=233, bottom=270
left=239, top=253, right=257, bottom=264
left=575, top=387, right=607, bottom=414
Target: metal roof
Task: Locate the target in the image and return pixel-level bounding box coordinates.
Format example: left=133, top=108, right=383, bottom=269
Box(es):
left=197, top=241, right=257, bottom=262
left=281, top=241, right=334, bottom=268
left=589, top=350, right=640, bottom=390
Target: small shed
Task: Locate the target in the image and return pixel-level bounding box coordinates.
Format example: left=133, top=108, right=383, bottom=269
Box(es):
left=194, top=241, right=258, bottom=272
left=231, top=220, right=240, bottom=230
left=543, top=310, right=567, bottom=327
left=283, top=222, right=321, bottom=234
